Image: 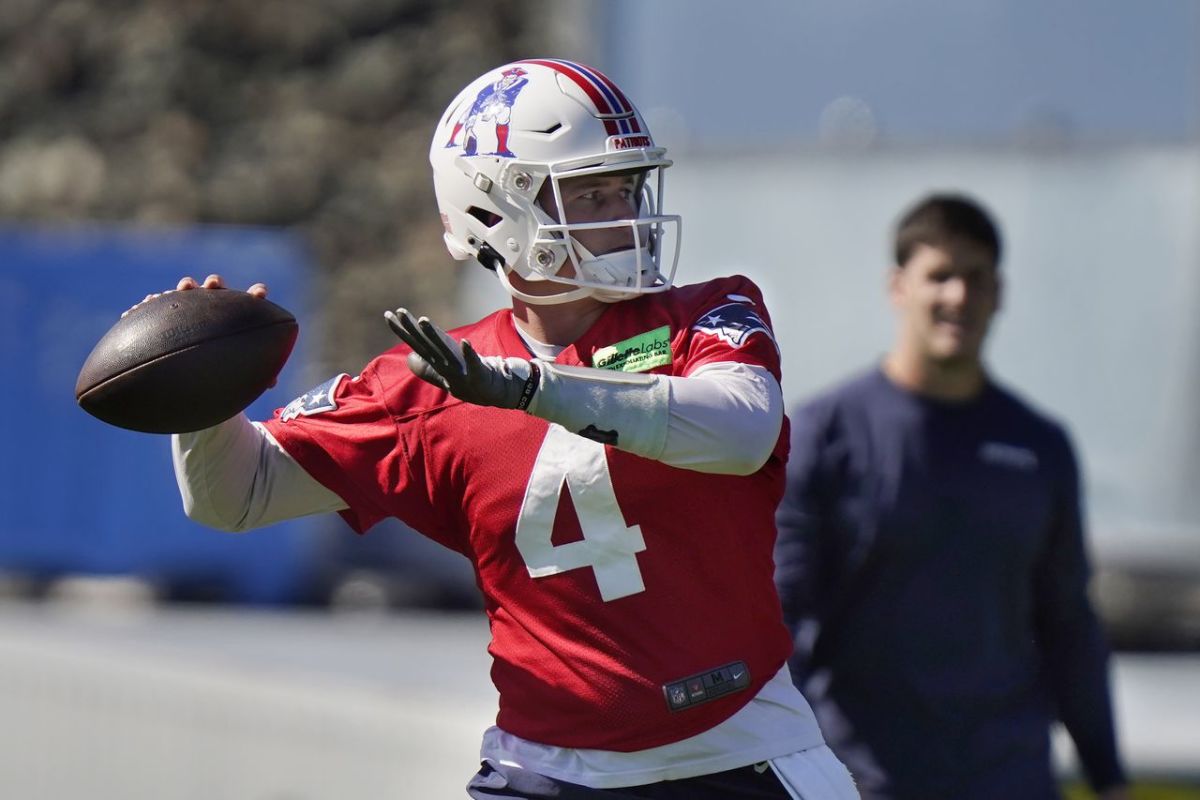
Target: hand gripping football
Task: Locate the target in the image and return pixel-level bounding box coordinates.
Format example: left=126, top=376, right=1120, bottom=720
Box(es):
left=75, top=288, right=298, bottom=434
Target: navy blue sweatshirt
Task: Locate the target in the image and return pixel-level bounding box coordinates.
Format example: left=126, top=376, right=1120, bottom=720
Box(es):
left=775, top=366, right=1126, bottom=800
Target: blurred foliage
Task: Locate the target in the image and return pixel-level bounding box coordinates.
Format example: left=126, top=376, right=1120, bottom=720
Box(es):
left=0, top=0, right=567, bottom=373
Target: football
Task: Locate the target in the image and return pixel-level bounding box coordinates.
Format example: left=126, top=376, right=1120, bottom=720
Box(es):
left=75, top=288, right=299, bottom=434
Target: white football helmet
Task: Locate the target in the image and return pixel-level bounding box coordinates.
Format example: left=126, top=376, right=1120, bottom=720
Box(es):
left=430, top=59, right=681, bottom=305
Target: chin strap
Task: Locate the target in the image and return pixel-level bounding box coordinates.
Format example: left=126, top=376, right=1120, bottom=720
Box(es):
left=572, top=243, right=656, bottom=288
left=494, top=249, right=663, bottom=306
left=494, top=266, right=595, bottom=306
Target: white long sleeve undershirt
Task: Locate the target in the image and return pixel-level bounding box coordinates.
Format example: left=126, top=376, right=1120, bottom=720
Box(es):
left=173, top=362, right=783, bottom=532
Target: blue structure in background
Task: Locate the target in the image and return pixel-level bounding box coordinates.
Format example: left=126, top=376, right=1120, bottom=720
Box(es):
left=0, top=225, right=323, bottom=604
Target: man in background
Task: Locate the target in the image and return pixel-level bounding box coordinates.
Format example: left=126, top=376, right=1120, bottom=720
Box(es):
left=774, top=193, right=1130, bottom=799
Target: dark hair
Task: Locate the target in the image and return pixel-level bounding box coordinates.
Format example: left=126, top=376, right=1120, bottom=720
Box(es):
left=893, top=193, right=1002, bottom=268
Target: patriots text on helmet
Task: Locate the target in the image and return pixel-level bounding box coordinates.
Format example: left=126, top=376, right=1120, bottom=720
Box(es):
left=607, top=135, right=654, bottom=151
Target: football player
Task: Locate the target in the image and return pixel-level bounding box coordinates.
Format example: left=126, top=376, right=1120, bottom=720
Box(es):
left=169, top=59, right=858, bottom=799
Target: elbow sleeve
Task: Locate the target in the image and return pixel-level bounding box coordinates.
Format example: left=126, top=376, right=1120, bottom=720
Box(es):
left=172, top=414, right=346, bottom=532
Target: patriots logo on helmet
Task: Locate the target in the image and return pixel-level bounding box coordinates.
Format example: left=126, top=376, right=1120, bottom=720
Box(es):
left=444, top=67, right=530, bottom=158
left=280, top=374, right=348, bottom=422
left=692, top=302, right=775, bottom=348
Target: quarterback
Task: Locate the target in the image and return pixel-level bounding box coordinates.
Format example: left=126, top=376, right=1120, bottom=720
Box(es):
left=168, top=59, right=857, bottom=799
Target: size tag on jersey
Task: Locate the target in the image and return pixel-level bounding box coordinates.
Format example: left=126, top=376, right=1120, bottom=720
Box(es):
left=592, top=326, right=672, bottom=373
left=663, top=660, right=750, bottom=712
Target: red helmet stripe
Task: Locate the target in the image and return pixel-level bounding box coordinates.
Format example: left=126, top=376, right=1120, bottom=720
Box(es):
left=519, top=59, right=632, bottom=135
left=571, top=62, right=641, bottom=134
left=563, top=61, right=643, bottom=135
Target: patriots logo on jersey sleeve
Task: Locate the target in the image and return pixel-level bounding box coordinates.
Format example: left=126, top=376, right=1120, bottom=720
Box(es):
left=280, top=374, right=348, bottom=422
left=691, top=300, right=775, bottom=348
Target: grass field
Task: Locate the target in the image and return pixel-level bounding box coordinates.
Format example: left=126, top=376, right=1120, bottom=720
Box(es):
left=1063, top=782, right=1200, bottom=800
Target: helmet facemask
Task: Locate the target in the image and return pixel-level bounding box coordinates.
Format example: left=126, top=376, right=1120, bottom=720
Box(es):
left=517, top=159, right=680, bottom=304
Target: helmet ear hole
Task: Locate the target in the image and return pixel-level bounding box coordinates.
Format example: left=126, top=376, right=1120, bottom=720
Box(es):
left=467, top=207, right=503, bottom=227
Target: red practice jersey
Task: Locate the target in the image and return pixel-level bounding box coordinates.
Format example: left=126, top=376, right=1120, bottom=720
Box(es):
left=263, top=275, right=794, bottom=751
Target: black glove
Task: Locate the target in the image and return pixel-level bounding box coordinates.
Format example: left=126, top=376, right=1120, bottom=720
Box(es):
left=384, top=308, right=540, bottom=410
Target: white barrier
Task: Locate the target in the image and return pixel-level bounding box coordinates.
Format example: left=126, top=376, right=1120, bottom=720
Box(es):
left=0, top=603, right=498, bottom=800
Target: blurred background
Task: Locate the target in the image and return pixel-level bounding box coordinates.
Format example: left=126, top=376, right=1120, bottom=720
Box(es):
left=1, top=0, right=1198, bottom=797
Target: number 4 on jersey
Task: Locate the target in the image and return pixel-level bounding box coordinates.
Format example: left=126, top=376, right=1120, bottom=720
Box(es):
left=515, top=425, right=647, bottom=601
